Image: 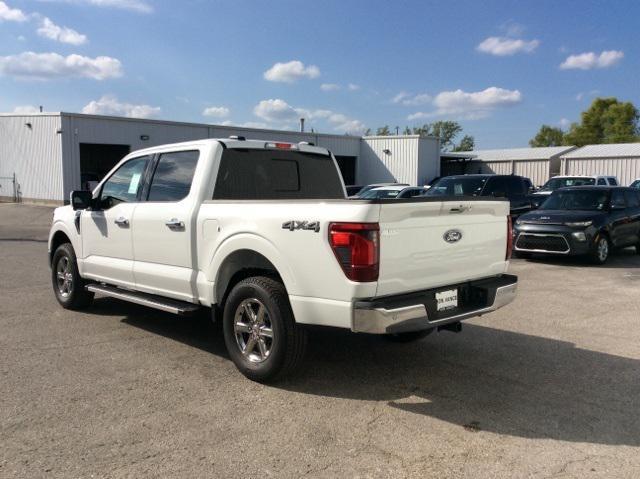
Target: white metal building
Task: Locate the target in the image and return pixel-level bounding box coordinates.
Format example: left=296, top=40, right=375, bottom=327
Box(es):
left=560, top=143, right=640, bottom=186
left=2, top=112, right=446, bottom=204
left=455, top=146, right=577, bottom=186
left=359, top=135, right=439, bottom=186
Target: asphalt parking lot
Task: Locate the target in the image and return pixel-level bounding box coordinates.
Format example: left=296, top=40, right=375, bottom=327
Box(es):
left=1, top=203, right=639, bottom=478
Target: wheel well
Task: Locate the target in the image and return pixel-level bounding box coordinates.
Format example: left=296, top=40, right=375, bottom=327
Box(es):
left=215, top=249, right=284, bottom=307
left=49, top=231, right=71, bottom=265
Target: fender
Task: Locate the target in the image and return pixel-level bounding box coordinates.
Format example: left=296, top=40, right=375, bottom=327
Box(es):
left=206, top=232, right=298, bottom=302
left=48, top=220, right=81, bottom=258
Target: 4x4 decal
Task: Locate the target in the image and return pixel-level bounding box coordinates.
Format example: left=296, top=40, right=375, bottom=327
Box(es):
left=282, top=221, right=320, bottom=233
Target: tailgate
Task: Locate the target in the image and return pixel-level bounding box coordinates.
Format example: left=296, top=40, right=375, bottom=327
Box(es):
left=375, top=199, right=509, bottom=297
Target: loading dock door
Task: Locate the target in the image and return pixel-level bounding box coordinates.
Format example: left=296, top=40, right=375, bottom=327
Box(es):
left=80, top=143, right=131, bottom=187
left=334, top=156, right=356, bottom=185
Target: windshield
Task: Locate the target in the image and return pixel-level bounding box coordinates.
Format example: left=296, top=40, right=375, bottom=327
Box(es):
left=540, top=177, right=596, bottom=191
left=540, top=189, right=609, bottom=211
left=359, top=188, right=401, bottom=199
left=425, top=177, right=488, bottom=197
left=630, top=180, right=640, bottom=189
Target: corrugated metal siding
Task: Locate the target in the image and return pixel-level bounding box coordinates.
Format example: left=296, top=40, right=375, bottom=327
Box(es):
left=416, top=137, right=440, bottom=185
left=359, top=137, right=419, bottom=185
left=0, top=115, right=63, bottom=203
left=561, top=157, right=640, bottom=185
left=512, top=160, right=550, bottom=186
left=467, top=160, right=513, bottom=175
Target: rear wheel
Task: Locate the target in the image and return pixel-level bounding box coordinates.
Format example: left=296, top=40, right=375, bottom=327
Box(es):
left=222, top=276, right=307, bottom=382
left=51, top=243, right=94, bottom=310
left=385, top=328, right=434, bottom=343
left=589, top=236, right=610, bottom=265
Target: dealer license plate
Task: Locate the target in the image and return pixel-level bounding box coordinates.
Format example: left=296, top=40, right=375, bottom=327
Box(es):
left=436, top=289, right=458, bottom=311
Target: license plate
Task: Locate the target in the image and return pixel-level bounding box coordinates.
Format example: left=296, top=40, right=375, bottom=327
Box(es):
left=436, top=289, right=458, bottom=311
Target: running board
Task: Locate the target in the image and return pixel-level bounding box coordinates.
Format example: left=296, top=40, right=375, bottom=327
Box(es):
left=86, top=284, right=201, bottom=315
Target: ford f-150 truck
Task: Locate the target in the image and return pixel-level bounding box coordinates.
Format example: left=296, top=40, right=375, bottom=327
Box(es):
left=48, top=138, right=517, bottom=381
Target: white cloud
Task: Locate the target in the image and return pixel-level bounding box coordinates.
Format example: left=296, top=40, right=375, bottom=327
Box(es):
left=254, top=99, right=299, bottom=122
left=408, top=86, right=522, bottom=120
left=252, top=98, right=365, bottom=134
left=82, top=95, right=160, bottom=118
left=347, top=83, right=360, bottom=91
left=13, top=105, right=40, bottom=114
left=0, top=52, right=122, bottom=80
left=202, top=106, right=230, bottom=118
left=393, top=91, right=432, bottom=106
left=560, top=50, right=624, bottom=70
left=320, top=83, right=340, bottom=91
left=0, top=1, right=26, bottom=21
left=477, top=36, right=540, bottom=56
left=37, top=17, right=87, bottom=45
left=40, top=0, right=152, bottom=13
left=559, top=118, right=571, bottom=129
left=263, top=60, right=320, bottom=83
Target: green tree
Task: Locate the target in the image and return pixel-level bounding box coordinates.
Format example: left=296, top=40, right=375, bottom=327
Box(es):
left=529, top=125, right=565, bottom=147
left=376, top=125, right=391, bottom=136
left=563, top=97, right=640, bottom=146
left=453, top=134, right=475, bottom=151
left=426, top=121, right=463, bottom=150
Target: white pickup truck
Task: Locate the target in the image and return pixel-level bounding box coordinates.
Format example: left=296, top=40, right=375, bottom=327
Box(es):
left=49, top=138, right=517, bottom=381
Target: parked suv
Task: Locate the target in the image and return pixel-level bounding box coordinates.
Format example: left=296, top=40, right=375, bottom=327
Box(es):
left=514, top=186, right=640, bottom=264
left=425, top=174, right=534, bottom=217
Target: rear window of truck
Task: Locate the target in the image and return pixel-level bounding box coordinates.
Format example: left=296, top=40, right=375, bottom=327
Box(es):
left=213, top=149, right=345, bottom=200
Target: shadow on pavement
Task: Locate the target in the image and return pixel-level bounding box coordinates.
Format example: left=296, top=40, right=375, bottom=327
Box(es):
left=95, top=295, right=640, bottom=447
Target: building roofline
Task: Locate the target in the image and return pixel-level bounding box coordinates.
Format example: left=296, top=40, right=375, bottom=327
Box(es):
left=0, top=111, right=362, bottom=141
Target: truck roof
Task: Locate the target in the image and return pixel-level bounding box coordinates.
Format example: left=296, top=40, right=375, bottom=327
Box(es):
left=127, top=138, right=331, bottom=157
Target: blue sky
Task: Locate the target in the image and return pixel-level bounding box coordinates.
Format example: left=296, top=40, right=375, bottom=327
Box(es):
left=1, top=0, right=638, bottom=147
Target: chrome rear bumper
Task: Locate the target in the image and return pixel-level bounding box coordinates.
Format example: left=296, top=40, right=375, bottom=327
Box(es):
left=352, top=274, right=517, bottom=334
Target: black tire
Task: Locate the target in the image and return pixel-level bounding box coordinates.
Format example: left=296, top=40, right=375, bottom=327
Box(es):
left=222, top=276, right=307, bottom=382
left=589, top=235, right=610, bottom=265
left=513, top=251, right=531, bottom=259
left=385, top=328, right=434, bottom=343
left=51, top=243, right=94, bottom=310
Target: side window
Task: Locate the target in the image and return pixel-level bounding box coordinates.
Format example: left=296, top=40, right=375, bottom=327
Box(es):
left=99, top=156, right=150, bottom=209
left=608, top=178, right=618, bottom=186
left=484, top=177, right=509, bottom=197
left=611, top=190, right=626, bottom=208
left=506, top=178, right=525, bottom=196
left=624, top=190, right=640, bottom=208
left=147, top=150, right=199, bottom=202
left=597, top=178, right=607, bottom=185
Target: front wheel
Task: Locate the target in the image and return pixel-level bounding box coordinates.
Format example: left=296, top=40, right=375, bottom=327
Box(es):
left=589, top=236, right=610, bottom=265
left=51, top=243, right=94, bottom=310
left=222, top=276, right=307, bottom=382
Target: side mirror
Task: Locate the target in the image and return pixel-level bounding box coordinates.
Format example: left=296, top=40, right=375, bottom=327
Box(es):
left=71, top=190, right=93, bottom=210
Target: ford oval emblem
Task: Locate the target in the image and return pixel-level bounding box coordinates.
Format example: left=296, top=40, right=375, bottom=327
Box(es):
left=443, top=229, right=463, bottom=243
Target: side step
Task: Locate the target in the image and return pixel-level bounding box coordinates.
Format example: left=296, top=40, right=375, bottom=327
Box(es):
left=86, top=284, right=201, bottom=315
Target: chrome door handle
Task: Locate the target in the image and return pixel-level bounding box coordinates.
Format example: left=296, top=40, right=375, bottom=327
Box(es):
left=165, top=218, right=185, bottom=229
left=114, top=217, right=129, bottom=226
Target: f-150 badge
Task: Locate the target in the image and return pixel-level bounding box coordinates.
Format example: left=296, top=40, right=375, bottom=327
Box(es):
left=282, top=221, right=321, bottom=233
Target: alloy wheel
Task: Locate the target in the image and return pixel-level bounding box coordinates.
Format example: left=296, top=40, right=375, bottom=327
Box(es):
left=56, top=256, right=74, bottom=298
left=233, top=298, right=274, bottom=363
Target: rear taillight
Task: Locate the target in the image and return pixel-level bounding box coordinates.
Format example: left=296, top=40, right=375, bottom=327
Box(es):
left=506, top=215, right=513, bottom=259
left=329, top=222, right=379, bottom=282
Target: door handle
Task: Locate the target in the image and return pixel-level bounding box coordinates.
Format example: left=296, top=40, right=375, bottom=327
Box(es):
left=165, top=218, right=185, bottom=230
left=114, top=217, right=129, bottom=227
left=449, top=206, right=470, bottom=213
